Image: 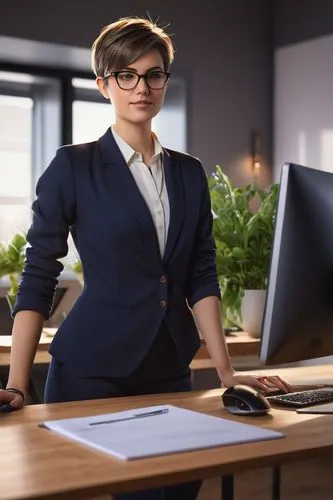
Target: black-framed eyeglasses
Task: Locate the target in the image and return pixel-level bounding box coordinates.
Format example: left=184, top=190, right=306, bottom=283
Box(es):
left=103, top=70, right=171, bottom=90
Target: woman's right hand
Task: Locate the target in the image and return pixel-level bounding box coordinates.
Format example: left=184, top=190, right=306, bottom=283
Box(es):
left=0, top=389, right=25, bottom=412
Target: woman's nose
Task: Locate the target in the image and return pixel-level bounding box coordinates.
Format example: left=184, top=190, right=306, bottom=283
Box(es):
left=136, top=76, right=150, bottom=93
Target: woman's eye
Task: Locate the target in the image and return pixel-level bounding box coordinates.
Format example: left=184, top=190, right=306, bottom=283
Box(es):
left=119, top=73, right=136, bottom=81
left=148, top=72, right=163, bottom=80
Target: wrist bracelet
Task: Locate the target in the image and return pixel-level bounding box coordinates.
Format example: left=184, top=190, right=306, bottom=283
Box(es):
left=6, top=388, right=25, bottom=401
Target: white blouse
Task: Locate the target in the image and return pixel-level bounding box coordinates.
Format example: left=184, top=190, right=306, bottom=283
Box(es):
left=111, top=126, right=170, bottom=257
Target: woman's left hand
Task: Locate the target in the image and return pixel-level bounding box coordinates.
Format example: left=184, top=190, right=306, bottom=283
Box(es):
left=220, top=369, right=293, bottom=394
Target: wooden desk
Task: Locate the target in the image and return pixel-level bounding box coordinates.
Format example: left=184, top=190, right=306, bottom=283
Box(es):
left=0, top=331, right=259, bottom=367
left=0, top=365, right=332, bottom=500
left=196, top=332, right=259, bottom=359
left=0, top=332, right=53, bottom=366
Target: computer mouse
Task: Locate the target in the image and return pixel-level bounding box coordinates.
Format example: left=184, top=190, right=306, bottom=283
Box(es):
left=0, top=403, right=14, bottom=413
left=222, top=385, right=271, bottom=416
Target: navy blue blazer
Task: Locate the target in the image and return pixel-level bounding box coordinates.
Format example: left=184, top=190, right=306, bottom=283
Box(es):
left=13, top=128, right=220, bottom=377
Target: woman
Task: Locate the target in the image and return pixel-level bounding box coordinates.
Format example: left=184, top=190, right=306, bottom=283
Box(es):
left=0, top=17, right=290, bottom=500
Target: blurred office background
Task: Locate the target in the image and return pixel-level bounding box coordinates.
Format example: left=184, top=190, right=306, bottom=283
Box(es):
left=0, top=0, right=274, bottom=242
left=1, top=0, right=333, bottom=324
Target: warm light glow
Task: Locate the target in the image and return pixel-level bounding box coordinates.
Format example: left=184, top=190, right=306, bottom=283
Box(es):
left=251, top=129, right=261, bottom=176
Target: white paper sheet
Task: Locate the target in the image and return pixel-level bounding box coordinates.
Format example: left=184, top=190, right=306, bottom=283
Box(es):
left=41, top=404, right=284, bottom=460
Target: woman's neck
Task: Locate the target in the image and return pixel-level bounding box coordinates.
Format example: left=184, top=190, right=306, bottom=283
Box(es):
left=114, top=120, right=154, bottom=165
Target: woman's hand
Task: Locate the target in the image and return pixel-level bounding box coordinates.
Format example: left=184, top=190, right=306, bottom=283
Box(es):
left=220, top=368, right=293, bottom=394
left=0, top=389, right=25, bottom=412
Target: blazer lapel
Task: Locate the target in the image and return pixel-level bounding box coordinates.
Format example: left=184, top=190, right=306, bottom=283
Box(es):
left=163, top=149, right=185, bottom=264
left=98, top=128, right=161, bottom=259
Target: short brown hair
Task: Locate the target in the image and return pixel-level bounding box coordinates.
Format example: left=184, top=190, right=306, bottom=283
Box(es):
left=91, top=17, right=174, bottom=77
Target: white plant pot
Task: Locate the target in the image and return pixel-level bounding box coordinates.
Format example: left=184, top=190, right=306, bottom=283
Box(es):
left=241, top=289, right=267, bottom=338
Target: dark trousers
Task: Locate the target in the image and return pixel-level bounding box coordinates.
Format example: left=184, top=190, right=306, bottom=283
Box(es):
left=45, top=322, right=201, bottom=500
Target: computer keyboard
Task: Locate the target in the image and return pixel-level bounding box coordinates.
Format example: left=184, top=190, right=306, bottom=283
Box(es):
left=267, top=388, right=333, bottom=408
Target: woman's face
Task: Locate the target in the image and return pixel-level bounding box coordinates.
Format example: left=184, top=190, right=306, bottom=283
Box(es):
left=97, top=49, right=168, bottom=126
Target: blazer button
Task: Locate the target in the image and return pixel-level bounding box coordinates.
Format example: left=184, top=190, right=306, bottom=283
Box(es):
left=159, top=300, right=167, bottom=308
left=160, top=275, right=167, bottom=283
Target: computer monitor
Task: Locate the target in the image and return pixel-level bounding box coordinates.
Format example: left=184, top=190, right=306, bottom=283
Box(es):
left=260, top=163, right=333, bottom=365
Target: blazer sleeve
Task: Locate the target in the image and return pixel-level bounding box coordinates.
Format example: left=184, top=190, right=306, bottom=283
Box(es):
left=185, top=162, right=221, bottom=307
left=12, top=147, right=76, bottom=319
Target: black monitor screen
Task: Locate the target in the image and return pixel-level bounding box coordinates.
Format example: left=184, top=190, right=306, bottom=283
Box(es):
left=260, top=163, right=333, bottom=365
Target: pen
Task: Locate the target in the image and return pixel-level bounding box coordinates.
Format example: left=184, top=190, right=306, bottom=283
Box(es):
left=89, top=408, right=169, bottom=426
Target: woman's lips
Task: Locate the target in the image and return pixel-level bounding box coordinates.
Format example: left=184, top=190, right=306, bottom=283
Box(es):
left=131, top=101, right=153, bottom=108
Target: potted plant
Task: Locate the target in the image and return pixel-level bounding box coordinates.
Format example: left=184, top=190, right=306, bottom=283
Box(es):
left=208, top=165, right=278, bottom=337
left=0, top=232, right=27, bottom=310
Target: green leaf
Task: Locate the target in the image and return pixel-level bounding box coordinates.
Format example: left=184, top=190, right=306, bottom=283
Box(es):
left=210, top=166, right=278, bottom=322
left=0, top=232, right=27, bottom=302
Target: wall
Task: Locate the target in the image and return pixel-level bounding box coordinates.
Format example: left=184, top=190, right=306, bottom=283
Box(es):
left=273, top=0, right=333, bottom=176
left=274, top=0, right=333, bottom=48
left=273, top=1, right=333, bottom=366
left=273, top=0, right=333, bottom=178
left=274, top=34, right=333, bottom=179
left=0, top=0, right=273, bottom=184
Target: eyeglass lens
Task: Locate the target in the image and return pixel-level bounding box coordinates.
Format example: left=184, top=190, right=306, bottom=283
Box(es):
left=116, top=71, right=168, bottom=89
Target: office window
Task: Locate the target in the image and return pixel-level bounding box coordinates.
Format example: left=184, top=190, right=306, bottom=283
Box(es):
left=73, top=101, right=114, bottom=144
left=0, top=70, right=187, bottom=257
left=153, top=78, right=187, bottom=152
left=72, top=78, right=112, bottom=144
left=0, top=94, right=32, bottom=242
left=0, top=71, right=61, bottom=243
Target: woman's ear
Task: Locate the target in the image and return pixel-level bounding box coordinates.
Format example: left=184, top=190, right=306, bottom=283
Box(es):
left=96, top=77, right=111, bottom=101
